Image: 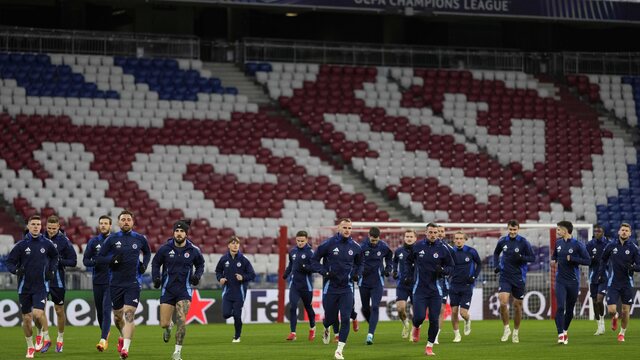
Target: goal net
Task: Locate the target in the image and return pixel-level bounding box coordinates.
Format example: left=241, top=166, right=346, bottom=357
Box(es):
left=297, top=221, right=594, bottom=322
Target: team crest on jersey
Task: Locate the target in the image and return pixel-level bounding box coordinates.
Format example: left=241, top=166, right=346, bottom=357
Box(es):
left=132, top=244, right=138, bottom=249
left=54, top=243, right=58, bottom=248
left=184, top=252, right=190, bottom=258
left=568, top=249, right=574, bottom=254
left=625, top=250, right=630, bottom=255
left=225, top=261, right=230, bottom=267
left=301, top=254, right=306, bottom=259
left=376, top=251, right=381, bottom=256
left=25, top=247, right=31, bottom=254
left=237, top=262, right=242, bottom=267
left=40, top=248, right=45, bottom=253
left=465, top=257, right=470, bottom=262
left=169, top=250, right=175, bottom=258
left=613, top=248, right=618, bottom=254
left=348, top=250, right=353, bottom=256
left=115, top=241, right=122, bottom=249
left=514, top=248, right=520, bottom=253
left=433, top=253, right=439, bottom=258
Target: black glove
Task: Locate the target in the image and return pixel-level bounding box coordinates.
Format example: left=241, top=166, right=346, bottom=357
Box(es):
left=324, top=271, right=335, bottom=279
left=153, top=277, right=161, bottom=289
left=403, top=277, right=412, bottom=286
left=351, top=274, right=359, bottom=282
left=392, top=271, right=398, bottom=280
left=45, top=270, right=55, bottom=281
left=434, top=266, right=444, bottom=278
left=597, top=274, right=606, bottom=284
left=189, top=275, right=200, bottom=286
left=628, top=264, right=636, bottom=277
left=384, top=270, right=390, bottom=277
left=301, top=263, right=313, bottom=274
left=138, top=263, right=146, bottom=274
left=15, top=267, right=25, bottom=277
left=467, top=276, right=476, bottom=284
left=494, top=267, right=501, bottom=274
left=110, top=253, right=123, bottom=268
left=282, top=273, right=288, bottom=280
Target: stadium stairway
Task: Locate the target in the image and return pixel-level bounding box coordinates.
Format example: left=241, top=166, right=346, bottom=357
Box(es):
left=203, top=63, right=271, bottom=105
left=565, top=74, right=640, bottom=238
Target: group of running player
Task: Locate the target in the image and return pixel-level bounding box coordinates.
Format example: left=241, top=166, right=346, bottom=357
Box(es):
left=6, top=213, right=640, bottom=359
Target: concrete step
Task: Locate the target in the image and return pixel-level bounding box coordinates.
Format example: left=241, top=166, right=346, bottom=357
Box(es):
left=335, top=168, right=418, bottom=223
left=202, top=62, right=271, bottom=104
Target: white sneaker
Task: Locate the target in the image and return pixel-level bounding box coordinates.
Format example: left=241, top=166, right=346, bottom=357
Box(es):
left=172, top=351, right=182, bottom=360
left=453, top=333, right=461, bottom=343
left=401, top=320, right=410, bottom=339
left=334, top=350, right=344, bottom=360
left=232, top=337, right=241, bottom=343
left=501, top=327, right=511, bottom=342
left=557, top=334, right=564, bottom=344
left=322, top=328, right=330, bottom=345
left=464, top=319, right=471, bottom=336
left=512, top=331, right=519, bottom=343
left=594, top=326, right=605, bottom=336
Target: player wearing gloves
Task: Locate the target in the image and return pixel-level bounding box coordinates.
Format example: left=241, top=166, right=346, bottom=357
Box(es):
left=449, top=231, right=481, bottom=343
left=493, top=220, right=535, bottom=343
left=311, top=218, right=363, bottom=360
left=97, top=210, right=151, bottom=360
left=358, top=227, right=392, bottom=345
left=6, top=215, right=59, bottom=358
left=598, top=223, right=640, bottom=342
left=405, top=223, right=454, bottom=356
left=283, top=230, right=316, bottom=341
left=152, top=220, right=205, bottom=360
left=551, top=221, right=590, bottom=345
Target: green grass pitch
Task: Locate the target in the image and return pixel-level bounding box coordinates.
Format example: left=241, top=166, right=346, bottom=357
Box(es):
left=2, top=320, right=638, bottom=359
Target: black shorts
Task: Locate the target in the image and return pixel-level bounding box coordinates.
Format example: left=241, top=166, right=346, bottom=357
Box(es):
left=49, top=287, right=66, bottom=305
left=111, top=285, right=142, bottom=310
left=20, top=291, right=48, bottom=314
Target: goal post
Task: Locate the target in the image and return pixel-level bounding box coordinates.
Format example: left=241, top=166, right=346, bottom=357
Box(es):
left=276, top=221, right=594, bottom=323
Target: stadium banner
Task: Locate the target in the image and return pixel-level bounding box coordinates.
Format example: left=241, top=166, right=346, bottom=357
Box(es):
left=0, top=289, right=223, bottom=327
left=238, top=287, right=483, bottom=324
left=199, top=0, right=640, bottom=23
left=483, top=287, right=640, bottom=320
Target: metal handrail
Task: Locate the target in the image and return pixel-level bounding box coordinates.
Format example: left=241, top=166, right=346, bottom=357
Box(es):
left=0, top=26, right=199, bottom=59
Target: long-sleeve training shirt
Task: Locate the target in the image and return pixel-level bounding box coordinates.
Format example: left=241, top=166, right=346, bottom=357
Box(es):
left=493, top=234, right=535, bottom=284
left=450, top=245, right=482, bottom=287
left=552, top=237, right=590, bottom=285
left=311, top=233, right=363, bottom=295
left=406, top=239, right=454, bottom=296
left=358, top=238, right=392, bottom=289
left=45, top=230, right=77, bottom=288
left=97, top=230, right=151, bottom=288
left=586, top=236, right=610, bottom=284
left=215, top=251, right=256, bottom=301
left=83, top=233, right=111, bottom=285
left=598, top=239, right=640, bottom=288
left=6, top=233, right=59, bottom=294
left=283, top=244, right=315, bottom=291
left=152, top=238, right=205, bottom=296
left=393, top=244, right=413, bottom=287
